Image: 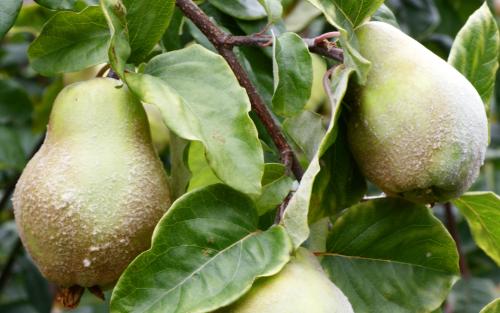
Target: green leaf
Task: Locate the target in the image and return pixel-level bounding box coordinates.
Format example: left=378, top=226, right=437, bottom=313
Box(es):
left=284, top=1, right=321, bottom=33
left=100, top=0, right=130, bottom=77
left=161, top=8, right=185, bottom=52
left=272, top=32, right=313, bottom=117
left=307, top=0, right=384, bottom=28
left=13, top=4, right=55, bottom=34
left=255, top=164, right=294, bottom=215
left=388, top=0, right=440, bottom=40
left=449, top=278, right=497, bottom=313
left=207, top=0, right=266, bottom=20
left=0, top=79, right=32, bottom=125
left=452, top=192, right=500, bottom=265
left=187, top=141, right=222, bottom=191
left=448, top=2, right=500, bottom=108
left=481, top=298, right=500, bottom=313
left=126, top=45, right=264, bottom=196
left=123, top=0, right=175, bottom=63
left=110, top=184, right=292, bottom=313
left=101, top=0, right=176, bottom=72
left=282, top=65, right=353, bottom=248
left=0, top=126, right=26, bottom=171
left=283, top=111, right=326, bottom=162
left=309, top=122, right=366, bottom=222
left=304, top=217, right=330, bottom=253
left=34, top=0, right=98, bottom=10
left=28, top=6, right=110, bottom=76
left=186, top=159, right=293, bottom=215
left=258, top=0, right=282, bottom=24
left=372, top=4, right=399, bottom=28
left=0, top=0, right=22, bottom=40
left=322, top=198, right=460, bottom=313
left=169, top=132, right=191, bottom=200
left=306, top=0, right=377, bottom=83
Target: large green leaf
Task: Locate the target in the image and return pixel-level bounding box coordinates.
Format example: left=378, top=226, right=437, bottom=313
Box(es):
left=122, top=0, right=175, bottom=63
left=281, top=65, right=353, bottom=248
left=0, top=0, right=22, bottom=40
left=110, top=184, right=292, bottom=313
left=126, top=45, right=264, bottom=196
left=306, top=0, right=381, bottom=83
left=207, top=0, right=266, bottom=20
left=448, top=2, right=500, bottom=107
left=452, top=192, right=500, bottom=265
left=272, top=32, right=313, bottom=117
left=28, top=6, right=110, bottom=76
left=481, top=298, right=500, bottom=313
left=322, top=198, right=460, bottom=313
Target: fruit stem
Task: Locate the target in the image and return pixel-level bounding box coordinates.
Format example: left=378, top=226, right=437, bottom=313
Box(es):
left=313, top=31, right=341, bottom=45
left=55, top=285, right=85, bottom=308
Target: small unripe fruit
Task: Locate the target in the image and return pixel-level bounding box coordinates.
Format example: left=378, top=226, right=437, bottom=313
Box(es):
left=13, top=78, right=171, bottom=288
left=347, top=22, right=488, bottom=203
left=215, top=248, right=354, bottom=313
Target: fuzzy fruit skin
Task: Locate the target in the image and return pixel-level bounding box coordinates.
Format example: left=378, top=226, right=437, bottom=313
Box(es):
left=216, top=248, right=353, bottom=313
left=347, top=22, right=488, bottom=204
left=13, top=78, right=171, bottom=288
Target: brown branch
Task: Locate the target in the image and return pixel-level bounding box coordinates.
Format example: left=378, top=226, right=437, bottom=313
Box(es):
left=275, top=192, right=293, bottom=224
left=226, top=34, right=344, bottom=63
left=308, top=44, right=344, bottom=63
left=176, top=0, right=305, bottom=180
left=444, top=202, right=471, bottom=279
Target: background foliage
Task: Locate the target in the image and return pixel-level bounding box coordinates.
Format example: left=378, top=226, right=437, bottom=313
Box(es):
left=0, top=0, right=499, bottom=312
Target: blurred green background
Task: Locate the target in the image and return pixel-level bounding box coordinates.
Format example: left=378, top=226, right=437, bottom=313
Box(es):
left=0, top=0, right=499, bottom=312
